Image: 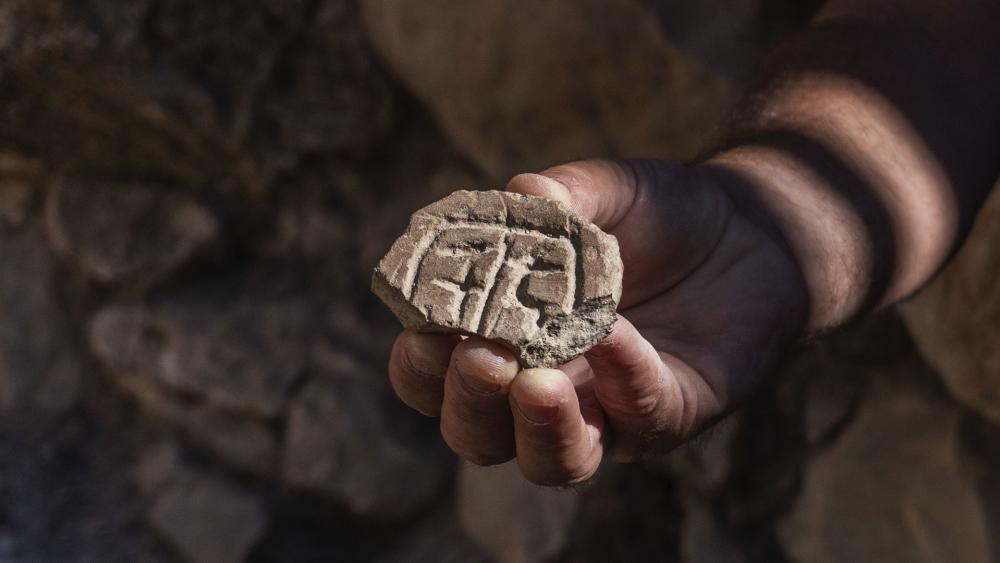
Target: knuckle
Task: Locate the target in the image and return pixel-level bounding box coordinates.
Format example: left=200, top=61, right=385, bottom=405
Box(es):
left=603, top=390, right=662, bottom=421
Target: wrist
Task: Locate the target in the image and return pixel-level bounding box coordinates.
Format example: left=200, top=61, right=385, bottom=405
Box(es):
left=695, top=145, right=875, bottom=334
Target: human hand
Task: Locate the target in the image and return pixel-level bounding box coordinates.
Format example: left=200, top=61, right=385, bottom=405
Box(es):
left=387, top=159, right=808, bottom=485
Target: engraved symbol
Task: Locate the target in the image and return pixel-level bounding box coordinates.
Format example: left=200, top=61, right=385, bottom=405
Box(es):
left=373, top=190, right=622, bottom=367
left=408, top=226, right=577, bottom=345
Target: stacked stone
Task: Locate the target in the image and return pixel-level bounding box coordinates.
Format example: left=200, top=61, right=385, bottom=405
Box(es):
left=1, top=0, right=998, bottom=562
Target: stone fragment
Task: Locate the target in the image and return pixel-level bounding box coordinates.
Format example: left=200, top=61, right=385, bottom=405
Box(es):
left=281, top=354, right=450, bottom=519
left=361, top=0, right=732, bottom=179
left=89, top=296, right=313, bottom=477
left=148, top=470, right=265, bottom=563
left=899, top=181, right=1000, bottom=424
left=46, top=181, right=218, bottom=285
left=89, top=299, right=310, bottom=419
left=372, top=190, right=622, bottom=367
left=185, top=407, right=278, bottom=476
left=456, top=461, right=579, bottom=563
left=778, top=362, right=991, bottom=563
left=102, top=361, right=279, bottom=477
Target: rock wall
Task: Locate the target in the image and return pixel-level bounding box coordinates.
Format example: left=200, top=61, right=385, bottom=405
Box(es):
left=1, top=1, right=997, bottom=562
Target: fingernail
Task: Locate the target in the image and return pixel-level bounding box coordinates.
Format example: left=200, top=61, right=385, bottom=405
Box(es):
left=403, top=332, right=454, bottom=379
left=458, top=365, right=502, bottom=395
left=513, top=397, right=559, bottom=424
left=511, top=173, right=572, bottom=206
left=537, top=175, right=573, bottom=206
left=455, top=343, right=518, bottom=396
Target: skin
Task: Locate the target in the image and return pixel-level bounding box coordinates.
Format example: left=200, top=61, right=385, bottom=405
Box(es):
left=387, top=0, right=1000, bottom=486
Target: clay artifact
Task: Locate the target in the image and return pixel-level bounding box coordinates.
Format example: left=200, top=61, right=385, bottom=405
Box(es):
left=372, top=190, right=623, bottom=367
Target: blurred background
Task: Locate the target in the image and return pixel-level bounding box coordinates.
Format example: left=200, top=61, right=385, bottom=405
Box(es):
left=1, top=0, right=999, bottom=561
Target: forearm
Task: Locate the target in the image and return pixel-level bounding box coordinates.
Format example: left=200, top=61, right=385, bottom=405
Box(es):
left=698, top=0, right=1000, bottom=332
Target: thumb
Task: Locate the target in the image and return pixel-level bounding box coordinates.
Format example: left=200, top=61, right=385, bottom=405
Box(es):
left=585, top=316, right=719, bottom=461
left=505, top=159, right=639, bottom=231
left=507, top=159, right=732, bottom=310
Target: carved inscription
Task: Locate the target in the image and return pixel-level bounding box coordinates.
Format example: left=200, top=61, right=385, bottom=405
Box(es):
left=372, top=190, right=622, bottom=367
